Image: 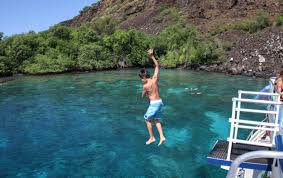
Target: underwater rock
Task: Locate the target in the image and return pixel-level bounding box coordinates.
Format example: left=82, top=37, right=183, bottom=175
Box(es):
left=147, top=155, right=181, bottom=177
left=165, top=128, right=191, bottom=147
left=205, top=111, right=229, bottom=137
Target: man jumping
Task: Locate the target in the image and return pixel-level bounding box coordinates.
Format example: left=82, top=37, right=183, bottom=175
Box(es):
left=139, top=49, right=166, bottom=146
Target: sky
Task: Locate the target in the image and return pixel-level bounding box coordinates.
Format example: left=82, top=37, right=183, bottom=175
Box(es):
left=0, top=0, right=98, bottom=36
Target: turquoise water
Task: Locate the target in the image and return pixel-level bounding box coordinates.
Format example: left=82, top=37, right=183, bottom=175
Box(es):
left=0, top=70, right=267, bottom=177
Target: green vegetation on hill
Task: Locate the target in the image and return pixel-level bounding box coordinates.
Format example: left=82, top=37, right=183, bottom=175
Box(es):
left=153, top=6, right=182, bottom=24
left=152, top=24, right=224, bottom=68
left=0, top=17, right=225, bottom=76
left=276, top=15, right=283, bottom=26
left=79, top=2, right=100, bottom=14
left=212, top=12, right=272, bottom=35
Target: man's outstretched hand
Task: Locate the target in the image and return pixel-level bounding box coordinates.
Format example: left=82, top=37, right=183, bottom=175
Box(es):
left=147, top=48, right=159, bottom=70
left=147, top=49, right=154, bottom=57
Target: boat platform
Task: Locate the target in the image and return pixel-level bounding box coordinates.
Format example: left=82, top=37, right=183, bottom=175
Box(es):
left=207, top=140, right=274, bottom=171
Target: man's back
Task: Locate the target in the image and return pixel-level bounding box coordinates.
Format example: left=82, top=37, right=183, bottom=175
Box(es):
left=143, top=78, right=160, bottom=101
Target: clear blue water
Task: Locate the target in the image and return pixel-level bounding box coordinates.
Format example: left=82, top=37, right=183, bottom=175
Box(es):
left=0, top=70, right=267, bottom=177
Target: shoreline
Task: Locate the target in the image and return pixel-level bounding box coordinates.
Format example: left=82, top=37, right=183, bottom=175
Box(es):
left=0, top=66, right=270, bottom=85
left=180, top=63, right=276, bottom=79
left=0, top=76, right=17, bottom=84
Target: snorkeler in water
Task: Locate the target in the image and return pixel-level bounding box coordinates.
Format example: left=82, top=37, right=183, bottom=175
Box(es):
left=139, top=49, right=166, bottom=146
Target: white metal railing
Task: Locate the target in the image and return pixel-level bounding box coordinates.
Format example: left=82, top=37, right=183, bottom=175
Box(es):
left=229, top=118, right=277, bottom=127
left=246, top=117, right=268, bottom=142
left=235, top=108, right=277, bottom=114
left=228, top=138, right=273, bottom=147
left=226, top=90, right=282, bottom=160
left=233, top=98, right=281, bottom=105
left=226, top=151, right=283, bottom=178
left=238, top=91, right=279, bottom=96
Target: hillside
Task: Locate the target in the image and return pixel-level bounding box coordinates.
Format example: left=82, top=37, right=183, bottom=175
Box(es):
left=0, top=0, right=282, bottom=78
left=60, top=0, right=283, bottom=77
left=62, top=0, right=282, bottom=33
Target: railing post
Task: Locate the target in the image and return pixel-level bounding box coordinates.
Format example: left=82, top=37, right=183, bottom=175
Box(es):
left=227, top=98, right=236, bottom=160
left=272, top=95, right=281, bottom=145
left=234, top=91, right=242, bottom=140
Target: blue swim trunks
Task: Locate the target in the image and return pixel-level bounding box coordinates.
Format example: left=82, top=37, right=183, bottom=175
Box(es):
left=144, top=99, right=164, bottom=120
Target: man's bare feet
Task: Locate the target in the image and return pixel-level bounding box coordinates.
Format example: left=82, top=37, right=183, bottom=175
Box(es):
left=146, top=137, right=156, bottom=145
left=158, top=137, right=166, bottom=146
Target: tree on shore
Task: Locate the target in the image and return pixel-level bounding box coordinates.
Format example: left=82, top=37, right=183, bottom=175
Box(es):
left=0, top=32, right=3, bottom=41
left=0, top=22, right=225, bottom=76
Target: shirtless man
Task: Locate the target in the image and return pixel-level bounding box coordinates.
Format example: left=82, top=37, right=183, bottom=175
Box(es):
left=139, top=49, right=166, bottom=146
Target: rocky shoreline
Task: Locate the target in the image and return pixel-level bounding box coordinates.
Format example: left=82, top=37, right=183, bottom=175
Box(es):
left=0, top=77, right=15, bottom=84
left=0, top=64, right=278, bottom=84
left=183, top=63, right=271, bottom=78
left=183, top=27, right=283, bottom=78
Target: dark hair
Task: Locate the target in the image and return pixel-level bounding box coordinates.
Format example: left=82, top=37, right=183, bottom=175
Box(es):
left=139, top=69, right=150, bottom=79
left=280, top=70, right=283, bottom=76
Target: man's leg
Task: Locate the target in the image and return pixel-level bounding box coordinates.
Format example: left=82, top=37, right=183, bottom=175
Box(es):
left=145, top=120, right=155, bottom=145
left=154, top=119, right=166, bottom=146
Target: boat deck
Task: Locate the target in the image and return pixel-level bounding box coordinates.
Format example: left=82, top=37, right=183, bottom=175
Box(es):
left=207, top=140, right=274, bottom=171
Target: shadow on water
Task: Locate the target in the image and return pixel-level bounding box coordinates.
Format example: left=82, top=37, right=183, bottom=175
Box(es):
left=0, top=69, right=267, bottom=177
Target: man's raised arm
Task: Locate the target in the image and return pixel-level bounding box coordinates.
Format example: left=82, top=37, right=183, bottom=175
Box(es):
left=147, top=49, right=159, bottom=78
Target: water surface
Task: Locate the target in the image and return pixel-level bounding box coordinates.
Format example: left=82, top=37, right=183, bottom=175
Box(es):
left=0, top=70, right=267, bottom=177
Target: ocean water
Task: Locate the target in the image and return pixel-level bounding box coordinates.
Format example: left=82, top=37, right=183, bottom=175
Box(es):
left=0, top=70, right=267, bottom=177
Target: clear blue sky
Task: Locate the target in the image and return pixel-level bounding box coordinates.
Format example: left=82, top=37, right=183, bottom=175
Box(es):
left=0, top=0, right=98, bottom=36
